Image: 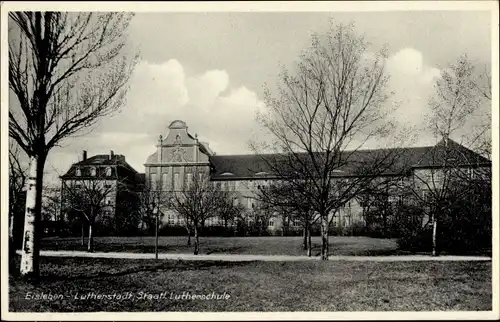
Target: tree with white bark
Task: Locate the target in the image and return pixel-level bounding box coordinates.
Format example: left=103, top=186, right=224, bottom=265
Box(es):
left=9, top=142, right=27, bottom=264
left=412, top=54, right=491, bottom=256
left=253, top=21, right=404, bottom=260
left=8, top=12, right=137, bottom=277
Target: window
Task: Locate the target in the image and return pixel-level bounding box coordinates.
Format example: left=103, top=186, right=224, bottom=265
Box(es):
left=106, top=167, right=112, bottom=177
left=162, top=173, right=169, bottom=190
left=168, top=214, right=175, bottom=225
left=104, top=184, right=112, bottom=189
left=150, top=173, right=157, bottom=190
left=246, top=197, right=253, bottom=209
left=75, top=167, right=81, bottom=176
left=268, top=218, right=275, bottom=227
left=105, top=196, right=112, bottom=205
left=90, top=167, right=96, bottom=176
left=186, top=173, right=193, bottom=188
left=292, top=220, right=301, bottom=228
left=174, top=173, right=181, bottom=190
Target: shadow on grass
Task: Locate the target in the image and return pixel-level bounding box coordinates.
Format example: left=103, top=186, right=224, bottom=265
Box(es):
left=9, top=256, right=252, bottom=284
left=308, top=243, right=404, bottom=257
left=205, top=246, right=245, bottom=255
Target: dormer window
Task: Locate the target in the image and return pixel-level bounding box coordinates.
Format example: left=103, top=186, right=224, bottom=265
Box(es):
left=90, top=167, right=96, bottom=176
left=75, top=167, right=81, bottom=176
left=106, top=167, right=112, bottom=177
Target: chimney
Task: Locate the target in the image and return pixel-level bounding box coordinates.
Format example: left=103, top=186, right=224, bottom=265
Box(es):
left=157, top=135, right=163, bottom=163
left=110, top=150, right=114, bottom=160
left=194, top=133, right=199, bottom=162
left=82, top=150, right=87, bottom=161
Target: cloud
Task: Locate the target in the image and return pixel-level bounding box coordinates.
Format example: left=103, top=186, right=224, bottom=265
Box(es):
left=45, top=59, right=266, bottom=182
left=45, top=49, right=449, bottom=184
left=385, top=47, right=441, bottom=146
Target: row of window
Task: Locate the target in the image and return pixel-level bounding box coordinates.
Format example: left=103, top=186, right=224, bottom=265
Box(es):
left=75, top=166, right=113, bottom=177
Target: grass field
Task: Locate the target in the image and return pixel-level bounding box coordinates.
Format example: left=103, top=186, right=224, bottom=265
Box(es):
left=41, top=236, right=404, bottom=256
left=9, top=256, right=491, bottom=312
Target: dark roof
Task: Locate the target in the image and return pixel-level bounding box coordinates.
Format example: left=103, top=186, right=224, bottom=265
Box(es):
left=60, top=154, right=139, bottom=180
left=210, top=138, right=491, bottom=180
left=136, top=173, right=146, bottom=183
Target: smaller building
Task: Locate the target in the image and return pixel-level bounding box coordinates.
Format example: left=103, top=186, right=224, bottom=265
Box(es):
left=60, top=150, right=144, bottom=236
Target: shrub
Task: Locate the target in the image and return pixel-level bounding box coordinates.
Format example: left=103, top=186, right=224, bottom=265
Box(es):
left=396, top=183, right=491, bottom=255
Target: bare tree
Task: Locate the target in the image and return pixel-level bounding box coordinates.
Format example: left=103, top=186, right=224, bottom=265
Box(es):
left=257, top=180, right=319, bottom=256
left=9, top=12, right=137, bottom=277
left=41, top=185, right=62, bottom=236
left=62, top=178, right=120, bottom=253
left=253, top=21, right=402, bottom=260
left=414, top=54, right=491, bottom=256
left=168, top=171, right=219, bottom=255
left=214, top=189, right=245, bottom=231
left=136, top=179, right=168, bottom=235
left=135, top=178, right=169, bottom=259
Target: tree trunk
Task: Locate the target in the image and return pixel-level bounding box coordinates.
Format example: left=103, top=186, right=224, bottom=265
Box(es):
left=302, top=226, right=307, bottom=250
left=87, top=223, right=94, bottom=253
left=20, top=154, right=45, bottom=278
left=320, top=215, right=329, bottom=260
left=81, top=221, right=85, bottom=246
left=186, top=225, right=191, bottom=246
left=155, top=212, right=159, bottom=260
left=193, top=225, right=199, bottom=255
left=9, top=211, right=15, bottom=241
left=307, top=226, right=312, bottom=257
left=432, top=213, right=438, bottom=256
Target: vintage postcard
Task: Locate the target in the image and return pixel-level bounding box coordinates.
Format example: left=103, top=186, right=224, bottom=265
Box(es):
left=1, top=1, right=498, bottom=321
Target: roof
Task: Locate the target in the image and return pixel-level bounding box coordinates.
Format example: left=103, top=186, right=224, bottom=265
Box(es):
left=61, top=154, right=139, bottom=180
left=209, top=138, right=491, bottom=180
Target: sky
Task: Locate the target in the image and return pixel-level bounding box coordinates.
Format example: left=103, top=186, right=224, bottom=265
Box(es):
left=7, top=9, right=494, bottom=185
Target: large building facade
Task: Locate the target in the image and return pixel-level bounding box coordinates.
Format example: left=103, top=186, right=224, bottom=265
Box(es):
left=144, top=120, right=491, bottom=233
left=59, top=119, right=490, bottom=235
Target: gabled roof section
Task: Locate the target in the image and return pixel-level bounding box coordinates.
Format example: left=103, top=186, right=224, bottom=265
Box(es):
left=209, top=139, right=491, bottom=180
left=61, top=154, right=139, bottom=180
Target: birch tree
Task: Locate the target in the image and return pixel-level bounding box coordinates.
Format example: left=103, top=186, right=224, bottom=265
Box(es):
left=416, top=54, right=491, bottom=256
left=9, top=143, right=27, bottom=261
left=9, top=12, right=137, bottom=277
left=254, top=21, right=401, bottom=260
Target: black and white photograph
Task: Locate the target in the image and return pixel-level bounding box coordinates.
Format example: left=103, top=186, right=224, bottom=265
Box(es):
left=1, top=1, right=498, bottom=320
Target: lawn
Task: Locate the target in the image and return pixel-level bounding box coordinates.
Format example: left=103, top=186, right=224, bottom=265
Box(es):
left=9, top=256, right=491, bottom=312
left=41, top=236, right=403, bottom=256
